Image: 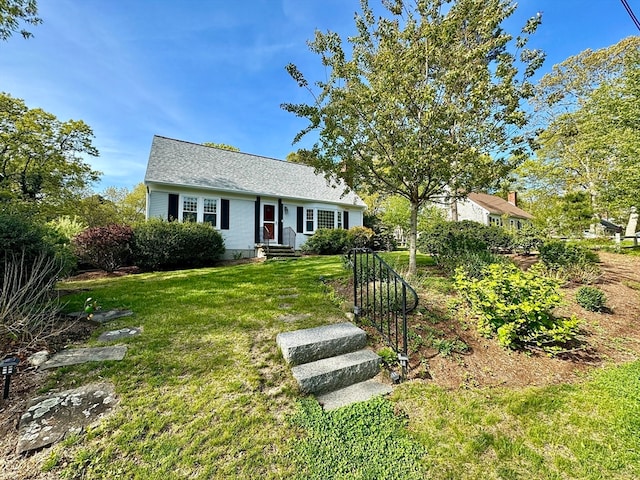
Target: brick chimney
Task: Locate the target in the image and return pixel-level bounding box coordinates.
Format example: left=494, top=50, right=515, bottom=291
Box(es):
left=507, top=191, right=518, bottom=207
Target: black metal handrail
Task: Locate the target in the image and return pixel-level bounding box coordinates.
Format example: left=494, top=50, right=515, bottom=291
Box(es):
left=348, top=248, right=418, bottom=378
left=261, top=226, right=271, bottom=252
left=283, top=226, right=296, bottom=250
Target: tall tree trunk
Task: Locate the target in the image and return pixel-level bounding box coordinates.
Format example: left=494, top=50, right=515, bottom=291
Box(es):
left=450, top=197, right=459, bottom=222
left=408, top=200, right=419, bottom=276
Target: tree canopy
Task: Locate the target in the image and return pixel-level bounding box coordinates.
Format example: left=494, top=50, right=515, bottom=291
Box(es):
left=282, top=0, right=544, bottom=273
left=519, top=36, right=640, bottom=224
left=0, top=92, right=100, bottom=218
left=0, top=0, right=41, bottom=40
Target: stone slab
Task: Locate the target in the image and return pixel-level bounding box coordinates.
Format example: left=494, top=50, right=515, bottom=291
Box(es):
left=16, top=382, right=118, bottom=453
left=67, top=309, right=133, bottom=323
left=276, top=322, right=367, bottom=366
left=316, top=379, right=393, bottom=411
left=291, top=349, right=381, bottom=394
left=97, top=326, right=142, bottom=342
left=40, top=345, right=127, bottom=370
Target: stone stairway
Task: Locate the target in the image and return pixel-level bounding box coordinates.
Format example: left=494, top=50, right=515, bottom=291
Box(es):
left=277, top=322, right=392, bottom=410
left=263, top=244, right=299, bottom=259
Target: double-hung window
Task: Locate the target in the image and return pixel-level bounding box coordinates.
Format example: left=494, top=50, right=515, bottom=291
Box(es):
left=203, top=198, right=217, bottom=225
left=180, top=195, right=219, bottom=228
left=306, top=209, right=315, bottom=232
left=182, top=196, right=198, bottom=222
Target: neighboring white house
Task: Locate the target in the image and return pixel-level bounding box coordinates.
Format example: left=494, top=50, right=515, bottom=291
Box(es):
left=144, top=135, right=366, bottom=259
left=452, top=192, right=533, bottom=229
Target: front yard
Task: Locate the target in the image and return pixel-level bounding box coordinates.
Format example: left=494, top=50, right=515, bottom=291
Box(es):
left=1, top=252, right=639, bottom=479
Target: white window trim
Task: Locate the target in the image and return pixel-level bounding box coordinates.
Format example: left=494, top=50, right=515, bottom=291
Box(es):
left=178, top=195, right=220, bottom=228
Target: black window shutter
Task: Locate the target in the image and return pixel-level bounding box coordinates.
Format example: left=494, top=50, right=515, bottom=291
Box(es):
left=343, top=211, right=349, bottom=229
left=168, top=194, right=179, bottom=221
left=278, top=199, right=283, bottom=241
left=221, top=199, right=230, bottom=230
left=296, top=207, right=304, bottom=233
left=254, top=196, right=261, bottom=243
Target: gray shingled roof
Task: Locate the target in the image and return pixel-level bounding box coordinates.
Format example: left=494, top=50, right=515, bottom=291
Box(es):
left=467, top=192, right=533, bottom=220
left=144, top=136, right=366, bottom=207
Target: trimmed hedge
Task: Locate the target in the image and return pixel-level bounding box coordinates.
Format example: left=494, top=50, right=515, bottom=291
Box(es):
left=131, top=219, right=225, bottom=271
left=301, top=228, right=349, bottom=255
left=301, top=226, right=377, bottom=255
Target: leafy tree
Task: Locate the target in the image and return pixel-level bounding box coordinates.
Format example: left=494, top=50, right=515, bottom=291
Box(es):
left=282, top=0, right=544, bottom=274
left=285, top=149, right=317, bottom=165
left=202, top=142, right=240, bottom=152
left=102, top=182, right=146, bottom=224
left=0, top=0, right=41, bottom=41
left=0, top=93, right=99, bottom=218
left=521, top=36, right=640, bottom=221
left=74, top=194, right=120, bottom=228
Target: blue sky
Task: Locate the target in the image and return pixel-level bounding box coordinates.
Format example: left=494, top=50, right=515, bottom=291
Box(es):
left=1, top=0, right=637, bottom=191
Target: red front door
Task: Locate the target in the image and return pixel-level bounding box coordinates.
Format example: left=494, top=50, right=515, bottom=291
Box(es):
left=263, top=204, right=276, bottom=241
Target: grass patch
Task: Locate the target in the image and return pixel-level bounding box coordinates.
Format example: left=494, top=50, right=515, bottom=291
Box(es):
left=40, top=253, right=640, bottom=479
left=376, top=251, right=435, bottom=269
left=393, top=361, right=640, bottom=479
left=52, top=256, right=350, bottom=479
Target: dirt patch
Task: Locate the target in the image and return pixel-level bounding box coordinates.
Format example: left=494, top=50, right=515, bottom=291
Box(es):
left=356, top=252, right=640, bottom=389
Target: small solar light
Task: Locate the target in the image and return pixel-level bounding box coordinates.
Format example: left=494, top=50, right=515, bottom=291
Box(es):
left=1, top=357, right=20, bottom=400
left=390, top=371, right=401, bottom=384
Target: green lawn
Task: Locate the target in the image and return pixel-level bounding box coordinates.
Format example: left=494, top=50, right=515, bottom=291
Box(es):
left=46, top=255, right=640, bottom=479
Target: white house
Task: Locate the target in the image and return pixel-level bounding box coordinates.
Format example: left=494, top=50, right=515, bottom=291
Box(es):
left=144, top=136, right=366, bottom=259
left=453, top=192, right=533, bottom=229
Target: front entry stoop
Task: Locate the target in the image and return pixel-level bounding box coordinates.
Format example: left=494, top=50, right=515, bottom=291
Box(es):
left=277, top=322, right=392, bottom=410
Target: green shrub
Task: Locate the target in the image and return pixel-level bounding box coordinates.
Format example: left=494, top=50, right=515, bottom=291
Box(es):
left=576, top=286, right=607, bottom=312
left=454, top=263, right=580, bottom=352
left=346, top=226, right=375, bottom=249
left=539, top=240, right=601, bottom=284
left=46, top=216, right=87, bottom=277
left=72, top=224, right=134, bottom=272
left=419, top=220, right=514, bottom=255
left=132, top=219, right=225, bottom=271
left=0, top=213, right=61, bottom=284
left=417, top=220, right=513, bottom=276
left=301, top=228, right=349, bottom=255
left=539, top=240, right=599, bottom=268
left=512, top=223, right=545, bottom=255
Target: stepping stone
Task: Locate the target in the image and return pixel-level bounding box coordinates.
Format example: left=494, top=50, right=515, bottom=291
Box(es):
left=97, top=327, right=142, bottom=342
left=16, top=382, right=117, bottom=454
left=67, top=309, right=133, bottom=323
left=316, top=379, right=393, bottom=411
left=89, top=309, right=133, bottom=323
left=40, top=346, right=127, bottom=370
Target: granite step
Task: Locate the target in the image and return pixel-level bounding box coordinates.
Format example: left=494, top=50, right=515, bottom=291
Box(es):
left=316, top=379, right=393, bottom=411
left=291, top=349, right=380, bottom=395
left=276, top=322, right=367, bottom=366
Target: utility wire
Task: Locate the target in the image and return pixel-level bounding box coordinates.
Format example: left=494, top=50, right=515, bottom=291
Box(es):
left=621, top=0, right=640, bottom=31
